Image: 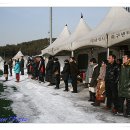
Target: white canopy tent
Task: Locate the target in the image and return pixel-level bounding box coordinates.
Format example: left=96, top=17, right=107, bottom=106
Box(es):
left=73, top=7, right=130, bottom=50
left=12, top=50, right=24, bottom=60
left=52, top=16, right=91, bottom=55
left=41, top=24, right=71, bottom=55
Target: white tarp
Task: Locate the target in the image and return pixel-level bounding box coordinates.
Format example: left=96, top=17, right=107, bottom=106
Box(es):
left=52, top=16, right=91, bottom=54
left=12, top=50, right=24, bottom=60
left=73, top=7, right=130, bottom=49
left=41, top=24, right=71, bottom=55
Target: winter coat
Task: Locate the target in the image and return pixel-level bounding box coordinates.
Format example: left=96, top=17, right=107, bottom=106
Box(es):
left=105, top=62, right=120, bottom=85
left=38, top=59, right=45, bottom=76
left=61, top=62, right=70, bottom=81
left=118, top=60, right=130, bottom=98
left=70, top=61, right=79, bottom=77
left=52, top=61, right=60, bottom=84
left=14, top=62, right=20, bottom=74
left=45, top=60, right=54, bottom=82
left=90, top=64, right=100, bottom=88
left=85, top=64, right=94, bottom=83
left=4, top=64, right=8, bottom=74
left=20, top=59, right=24, bottom=68
left=96, top=65, right=106, bottom=102
left=52, top=61, right=60, bottom=76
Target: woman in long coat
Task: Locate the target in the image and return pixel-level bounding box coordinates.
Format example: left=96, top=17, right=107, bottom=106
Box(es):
left=45, top=56, right=54, bottom=85
left=91, top=60, right=107, bottom=106
left=61, top=59, right=70, bottom=91
left=52, top=58, right=60, bottom=89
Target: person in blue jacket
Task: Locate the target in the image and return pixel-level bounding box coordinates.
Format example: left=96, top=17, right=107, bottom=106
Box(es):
left=14, top=59, right=21, bottom=82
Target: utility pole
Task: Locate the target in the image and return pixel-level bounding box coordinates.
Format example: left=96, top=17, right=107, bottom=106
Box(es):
left=50, top=7, right=52, bottom=45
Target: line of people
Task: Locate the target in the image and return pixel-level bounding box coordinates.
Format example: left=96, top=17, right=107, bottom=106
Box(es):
left=86, top=54, right=130, bottom=117
left=3, top=53, right=130, bottom=117
left=27, top=56, right=79, bottom=93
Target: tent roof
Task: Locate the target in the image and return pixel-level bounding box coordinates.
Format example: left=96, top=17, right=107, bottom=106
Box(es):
left=41, top=24, right=71, bottom=55
left=53, top=17, right=91, bottom=54
left=12, top=51, right=24, bottom=60
left=74, top=7, right=130, bottom=49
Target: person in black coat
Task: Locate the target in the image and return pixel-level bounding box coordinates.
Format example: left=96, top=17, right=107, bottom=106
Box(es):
left=4, top=61, right=8, bottom=81
left=61, top=59, right=70, bottom=91
left=105, top=54, right=120, bottom=113
left=20, top=56, right=24, bottom=75
left=69, top=57, right=79, bottom=93
left=45, top=56, right=54, bottom=85
left=52, top=58, right=60, bottom=89
left=38, top=56, right=45, bottom=83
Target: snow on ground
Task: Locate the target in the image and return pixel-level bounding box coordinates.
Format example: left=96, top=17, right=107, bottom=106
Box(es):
left=0, top=70, right=130, bottom=123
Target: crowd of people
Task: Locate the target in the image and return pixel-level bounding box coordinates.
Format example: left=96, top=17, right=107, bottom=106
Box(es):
left=3, top=53, right=130, bottom=117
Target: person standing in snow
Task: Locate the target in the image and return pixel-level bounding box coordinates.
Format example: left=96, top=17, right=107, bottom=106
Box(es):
left=4, top=61, right=8, bottom=81
left=14, top=59, right=21, bottom=82
left=91, top=60, right=107, bottom=106
left=88, top=58, right=100, bottom=102
left=8, top=58, right=13, bottom=76
left=20, top=56, right=24, bottom=75
left=45, top=56, right=54, bottom=85
left=118, top=54, right=130, bottom=116
left=61, top=59, right=70, bottom=92
left=38, top=56, right=45, bottom=83
left=52, top=58, right=60, bottom=89
left=104, top=54, right=120, bottom=113
left=69, top=57, right=79, bottom=93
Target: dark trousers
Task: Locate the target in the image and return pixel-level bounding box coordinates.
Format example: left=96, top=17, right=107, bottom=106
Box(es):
left=55, top=75, right=60, bottom=88
left=9, top=67, right=12, bottom=76
left=118, top=97, right=130, bottom=114
left=71, top=75, right=77, bottom=92
left=105, top=82, right=119, bottom=110
left=21, top=67, right=24, bottom=75
left=89, top=91, right=96, bottom=102
left=39, top=74, right=44, bottom=82
left=64, top=80, right=68, bottom=90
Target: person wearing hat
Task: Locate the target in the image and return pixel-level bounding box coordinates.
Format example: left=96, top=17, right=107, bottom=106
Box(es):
left=117, top=53, right=130, bottom=116
left=61, top=59, right=70, bottom=91
left=45, top=56, right=54, bottom=85
left=69, top=57, right=79, bottom=93
left=52, top=58, right=60, bottom=89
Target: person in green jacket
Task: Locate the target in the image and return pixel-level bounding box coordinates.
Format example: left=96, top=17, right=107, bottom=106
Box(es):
left=117, top=54, right=130, bottom=116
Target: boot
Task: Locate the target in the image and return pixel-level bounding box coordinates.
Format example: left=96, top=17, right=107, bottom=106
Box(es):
left=91, top=100, right=100, bottom=106
left=92, top=92, right=96, bottom=102
left=88, top=91, right=93, bottom=102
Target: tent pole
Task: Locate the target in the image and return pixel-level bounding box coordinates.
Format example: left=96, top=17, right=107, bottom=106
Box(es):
left=71, top=51, right=74, bottom=57
left=107, top=47, right=109, bottom=59
left=106, top=33, right=109, bottom=59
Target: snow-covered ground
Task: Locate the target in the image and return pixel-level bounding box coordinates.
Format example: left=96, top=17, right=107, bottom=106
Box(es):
left=0, top=70, right=130, bottom=123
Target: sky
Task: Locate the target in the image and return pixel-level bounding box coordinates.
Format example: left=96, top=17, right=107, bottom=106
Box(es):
left=0, top=7, right=112, bottom=46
